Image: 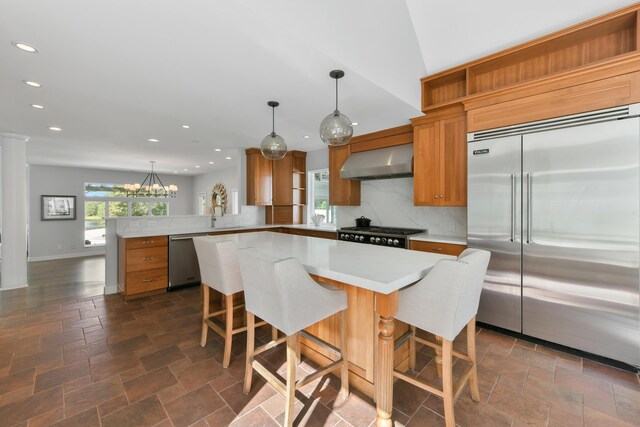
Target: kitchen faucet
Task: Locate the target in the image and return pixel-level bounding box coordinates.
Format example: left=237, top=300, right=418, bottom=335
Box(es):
left=211, top=203, right=223, bottom=228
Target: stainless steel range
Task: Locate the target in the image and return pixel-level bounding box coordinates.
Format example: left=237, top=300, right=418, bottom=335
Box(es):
left=337, top=226, right=425, bottom=248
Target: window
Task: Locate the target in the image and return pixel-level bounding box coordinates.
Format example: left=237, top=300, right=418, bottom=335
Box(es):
left=197, top=193, right=206, bottom=215
left=83, top=183, right=170, bottom=247
left=307, top=169, right=336, bottom=225
left=85, top=201, right=106, bottom=246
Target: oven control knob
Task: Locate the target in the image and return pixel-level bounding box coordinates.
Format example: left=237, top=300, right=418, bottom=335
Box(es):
left=339, top=234, right=344, bottom=239
left=370, top=237, right=375, bottom=243
left=388, top=240, right=393, bottom=246
left=381, top=238, right=387, bottom=244
left=393, top=239, right=400, bottom=246
left=375, top=237, right=381, bottom=243
left=348, top=234, right=353, bottom=240
left=359, top=236, right=364, bottom=242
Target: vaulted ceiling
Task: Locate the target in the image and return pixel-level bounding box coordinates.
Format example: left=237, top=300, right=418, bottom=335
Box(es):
left=0, top=0, right=635, bottom=174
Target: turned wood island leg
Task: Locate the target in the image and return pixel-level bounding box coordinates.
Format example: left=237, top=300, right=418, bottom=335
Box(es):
left=374, top=291, right=398, bottom=427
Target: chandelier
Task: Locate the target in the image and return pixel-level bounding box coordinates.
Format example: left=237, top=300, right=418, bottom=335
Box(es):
left=124, top=161, right=178, bottom=198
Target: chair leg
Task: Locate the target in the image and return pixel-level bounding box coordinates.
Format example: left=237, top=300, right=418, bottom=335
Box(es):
left=442, top=339, right=455, bottom=427
left=222, top=294, right=234, bottom=368
left=272, top=325, right=278, bottom=341
left=409, top=325, right=417, bottom=371
left=243, top=311, right=255, bottom=394
left=295, top=334, right=301, bottom=365
left=435, top=335, right=443, bottom=378
left=339, top=309, right=349, bottom=399
left=284, top=334, right=298, bottom=427
left=467, top=316, right=480, bottom=402
left=200, top=284, right=209, bottom=347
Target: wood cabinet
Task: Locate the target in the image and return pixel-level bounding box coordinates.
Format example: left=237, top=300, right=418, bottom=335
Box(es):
left=245, top=148, right=272, bottom=206
left=118, top=236, right=168, bottom=300
left=266, top=151, right=306, bottom=224
left=281, top=228, right=336, bottom=240
left=420, top=3, right=640, bottom=113
left=413, top=110, right=466, bottom=206
left=329, top=145, right=360, bottom=206
left=409, top=240, right=466, bottom=256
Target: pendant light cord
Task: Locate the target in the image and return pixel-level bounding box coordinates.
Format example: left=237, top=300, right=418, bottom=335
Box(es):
left=335, top=77, right=339, bottom=112
left=271, top=105, right=275, bottom=136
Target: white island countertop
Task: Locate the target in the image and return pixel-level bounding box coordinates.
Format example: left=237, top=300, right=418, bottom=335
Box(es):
left=116, top=223, right=337, bottom=239
left=202, top=231, right=451, bottom=294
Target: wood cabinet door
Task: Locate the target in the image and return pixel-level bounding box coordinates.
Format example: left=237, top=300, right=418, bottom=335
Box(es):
left=440, top=115, right=467, bottom=206
left=413, top=122, right=441, bottom=206
left=329, top=145, right=360, bottom=206
left=246, top=151, right=272, bottom=205
left=272, top=155, right=293, bottom=205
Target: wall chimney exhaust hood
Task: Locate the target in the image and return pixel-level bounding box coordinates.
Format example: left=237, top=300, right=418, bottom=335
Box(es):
left=339, top=143, right=414, bottom=180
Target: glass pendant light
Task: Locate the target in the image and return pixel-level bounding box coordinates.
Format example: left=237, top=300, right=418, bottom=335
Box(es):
left=260, top=101, right=287, bottom=160
left=319, top=70, right=353, bottom=146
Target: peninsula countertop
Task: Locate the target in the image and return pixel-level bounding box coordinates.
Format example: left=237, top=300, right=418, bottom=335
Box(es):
left=116, top=223, right=337, bottom=239
left=201, top=231, right=451, bottom=294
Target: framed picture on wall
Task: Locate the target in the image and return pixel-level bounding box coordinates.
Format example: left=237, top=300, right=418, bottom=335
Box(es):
left=41, top=195, right=76, bottom=221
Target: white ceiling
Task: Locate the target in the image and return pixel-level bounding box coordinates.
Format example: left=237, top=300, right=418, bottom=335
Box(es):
left=0, top=0, right=635, bottom=175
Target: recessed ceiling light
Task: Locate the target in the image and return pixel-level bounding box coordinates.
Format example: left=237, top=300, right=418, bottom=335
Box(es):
left=23, top=80, right=41, bottom=88
left=183, top=168, right=188, bottom=171
left=174, top=171, right=178, bottom=174
left=48, top=126, right=62, bottom=131
left=225, top=156, right=232, bottom=160
left=351, top=122, right=359, bottom=126
left=147, top=138, right=159, bottom=142
left=214, top=148, right=222, bottom=152
left=195, top=165, right=200, bottom=168
left=303, top=135, right=310, bottom=139
left=208, top=161, right=214, bottom=164
left=30, top=104, right=44, bottom=109
left=181, top=124, right=190, bottom=129
left=12, top=41, right=38, bottom=53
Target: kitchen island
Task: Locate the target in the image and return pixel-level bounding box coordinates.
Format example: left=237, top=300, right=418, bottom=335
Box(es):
left=201, top=231, right=450, bottom=426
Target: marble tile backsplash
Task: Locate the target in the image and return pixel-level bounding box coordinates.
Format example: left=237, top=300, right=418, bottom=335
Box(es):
left=336, top=178, right=467, bottom=236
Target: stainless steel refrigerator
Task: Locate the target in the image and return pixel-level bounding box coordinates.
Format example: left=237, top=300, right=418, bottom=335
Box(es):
left=467, top=104, right=640, bottom=367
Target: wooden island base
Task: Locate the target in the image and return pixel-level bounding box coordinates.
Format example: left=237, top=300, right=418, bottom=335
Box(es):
left=302, top=275, right=410, bottom=399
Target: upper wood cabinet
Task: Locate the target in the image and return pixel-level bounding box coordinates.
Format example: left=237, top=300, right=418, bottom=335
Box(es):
left=246, top=148, right=272, bottom=206
left=420, top=3, right=640, bottom=114
left=272, top=154, right=293, bottom=205
left=413, top=110, right=466, bottom=206
left=329, top=145, right=360, bottom=206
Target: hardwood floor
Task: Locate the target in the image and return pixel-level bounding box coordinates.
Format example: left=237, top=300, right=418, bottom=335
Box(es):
left=0, top=256, right=638, bottom=426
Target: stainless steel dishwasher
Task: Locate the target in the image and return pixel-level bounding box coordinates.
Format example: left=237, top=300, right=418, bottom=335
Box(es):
left=168, top=233, right=208, bottom=289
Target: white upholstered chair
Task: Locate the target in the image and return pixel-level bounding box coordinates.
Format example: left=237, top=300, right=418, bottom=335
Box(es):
left=394, top=248, right=491, bottom=427
left=237, top=247, right=349, bottom=427
left=193, top=237, right=271, bottom=368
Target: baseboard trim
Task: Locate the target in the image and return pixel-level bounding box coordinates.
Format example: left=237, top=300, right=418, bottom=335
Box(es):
left=28, top=251, right=105, bottom=262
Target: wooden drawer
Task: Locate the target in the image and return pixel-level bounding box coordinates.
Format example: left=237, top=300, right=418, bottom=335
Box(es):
left=409, top=240, right=467, bottom=256
left=126, top=246, right=168, bottom=272
left=287, top=228, right=336, bottom=240
left=126, top=235, right=168, bottom=250
left=126, top=268, right=167, bottom=294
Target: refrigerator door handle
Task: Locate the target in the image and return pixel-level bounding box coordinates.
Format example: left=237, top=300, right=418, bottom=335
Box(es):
left=511, top=174, right=516, bottom=242
left=526, top=173, right=532, bottom=244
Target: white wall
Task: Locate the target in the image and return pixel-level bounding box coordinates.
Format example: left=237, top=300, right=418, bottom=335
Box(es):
left=307, top=148, right=329, bottom=171
left=192, top=166, right=240, bottom=214
left=336, top=177, right=467, bottom=236
left=28, top=165, right=195, bottom=260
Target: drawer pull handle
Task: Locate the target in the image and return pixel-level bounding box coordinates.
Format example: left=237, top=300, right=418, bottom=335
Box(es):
left=143, top=257, right=154, bottom=261
left=142, top=279, right=153, bottom=283
left=142, top=240, right=154, bottom=244
left=431, top=247, right=443, bottom=251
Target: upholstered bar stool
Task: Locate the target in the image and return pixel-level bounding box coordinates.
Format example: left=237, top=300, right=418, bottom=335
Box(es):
left=237, top=248, right=349, bottom=427
left=193, top=237, right=271, bottom=368
left=393, top=249, right=491, bottom=427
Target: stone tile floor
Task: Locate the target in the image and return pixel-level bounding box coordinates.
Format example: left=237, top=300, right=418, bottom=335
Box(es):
left=0, top=258, right=639, bottom=426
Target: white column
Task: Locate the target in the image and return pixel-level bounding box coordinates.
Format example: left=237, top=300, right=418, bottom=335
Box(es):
left=0, top=133, right=29, bottom=290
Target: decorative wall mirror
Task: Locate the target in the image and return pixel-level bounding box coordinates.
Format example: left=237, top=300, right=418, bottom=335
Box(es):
left=211, top=183, right=227, bottom=215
